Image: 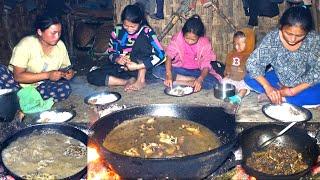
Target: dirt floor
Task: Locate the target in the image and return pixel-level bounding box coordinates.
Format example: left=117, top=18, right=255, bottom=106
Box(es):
left=21, top=74, right=320, bottom=127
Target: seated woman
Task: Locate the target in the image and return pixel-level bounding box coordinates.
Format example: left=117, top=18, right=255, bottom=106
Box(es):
left=152, top=15, right=221, bottom=92
left=0, top=14, right=74, bottom=102
left=87, top=3, right=165, bottom=92
left=244, top=6, right=320, bottom=107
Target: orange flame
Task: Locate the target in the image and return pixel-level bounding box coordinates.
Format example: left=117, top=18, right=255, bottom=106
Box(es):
left=87, top=140, right=120, bottom=180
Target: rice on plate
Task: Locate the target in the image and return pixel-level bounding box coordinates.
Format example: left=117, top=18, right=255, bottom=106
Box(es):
left=263, top=103, right=310, bottom=122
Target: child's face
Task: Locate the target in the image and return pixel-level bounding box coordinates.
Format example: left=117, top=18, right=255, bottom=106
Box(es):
left=183, top=32, right=199, bottom=45
left=123, top=20, right=140, bottom=34
left=234, top=37, right=246, bottom=53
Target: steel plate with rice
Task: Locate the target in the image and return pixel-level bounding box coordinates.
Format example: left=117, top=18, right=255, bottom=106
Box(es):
left=262, top=103, right=312, bottom=122
left=35, top=109, right=76, bottom=123
left=84, top=91, right=121, bottom=105
left=164, top=85, right=193, bottom=97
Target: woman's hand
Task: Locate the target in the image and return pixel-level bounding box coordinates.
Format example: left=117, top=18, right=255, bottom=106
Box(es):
left=116, top=55, right=131, bottom=65
left=48, top=70, right=64, bottom=81
left=193, top=77, right=203, bottom=92
left=164, top=72, right=173, bottom=88
left=63, top=70, right=75, bottom=80
left=279, top=86, right=295, bottom=97
left=265, top=86, right=282, bottom=104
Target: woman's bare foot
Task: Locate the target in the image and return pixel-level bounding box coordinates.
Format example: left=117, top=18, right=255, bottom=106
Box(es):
left=124, top=80, right=145, bottom=92
left=124, top=77, right=136, bottom=90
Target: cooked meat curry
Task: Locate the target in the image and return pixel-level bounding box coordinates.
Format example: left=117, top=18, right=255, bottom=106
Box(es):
left=103, top=116, right=221, bottom=158
left=2, top=130, right=87, bottom=179
left=246, top=145, right=308, bottom=175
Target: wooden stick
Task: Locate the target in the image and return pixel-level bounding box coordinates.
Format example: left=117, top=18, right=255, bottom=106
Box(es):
left=204, top=0, right=237, bottom=31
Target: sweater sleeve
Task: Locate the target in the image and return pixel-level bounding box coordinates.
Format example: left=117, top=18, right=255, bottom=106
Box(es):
left=198, top=37, right=216, bottom=70
left=141, top=27, right=166, bottom=69
left=107, top=25, right=122, bottom=64
left=165, top=33, right=180, bottom=60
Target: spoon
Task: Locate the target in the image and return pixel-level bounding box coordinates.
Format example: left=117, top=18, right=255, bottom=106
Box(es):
left=258, top=121, right=297, bottom=149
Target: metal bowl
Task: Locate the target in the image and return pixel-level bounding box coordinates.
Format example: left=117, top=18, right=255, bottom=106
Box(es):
left=213, top=83, right=236, bottom=100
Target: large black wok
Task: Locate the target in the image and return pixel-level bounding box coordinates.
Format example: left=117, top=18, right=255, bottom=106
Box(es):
left=239, top=124, right=319, bottom=180
left=0, top=124, right=88, bottom=180
left=90, top=104, right=237, bottom=179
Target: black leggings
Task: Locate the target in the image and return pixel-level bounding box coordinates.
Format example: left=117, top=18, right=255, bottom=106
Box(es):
left=87, top=63, right=138, bottom=86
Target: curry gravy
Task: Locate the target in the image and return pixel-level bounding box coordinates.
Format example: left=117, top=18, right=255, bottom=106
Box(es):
left=2, top=130, right=87, bottom=179
left=103, top=116, right=221, bottom=158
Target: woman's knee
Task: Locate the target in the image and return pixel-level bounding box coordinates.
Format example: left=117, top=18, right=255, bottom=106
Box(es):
left=87, top=69, right=108, bottom=86
left=152, top=65, right=166, bottom=79
left=244, top=74, right=264, bottom=93
left=202, top=76, right=219, bottom=89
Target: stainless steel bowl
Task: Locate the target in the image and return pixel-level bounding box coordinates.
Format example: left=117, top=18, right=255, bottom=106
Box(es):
left=213, top=83, right=236, bottom=100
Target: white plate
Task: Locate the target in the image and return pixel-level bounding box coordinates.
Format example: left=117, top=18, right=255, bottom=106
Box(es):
left=262, top=103, right=312, bottom=122
left=36, top=109, right=76, bottom=123
left=84, top=92, right=121, bottom=105
left=164, top=85, right=194, bottom=97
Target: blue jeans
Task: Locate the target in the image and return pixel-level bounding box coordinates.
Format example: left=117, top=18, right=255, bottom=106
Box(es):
left=244, top=70, right=320, bottom=106
left=152, top=65, right=219, bottom=89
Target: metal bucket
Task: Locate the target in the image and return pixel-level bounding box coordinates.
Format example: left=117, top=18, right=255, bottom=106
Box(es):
left=213, top=83, right=236, bottom=100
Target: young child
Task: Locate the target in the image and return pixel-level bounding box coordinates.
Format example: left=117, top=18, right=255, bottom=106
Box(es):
left=152, top=15, right=222, bottom=92
left=223, top=28, right=255, bottom=104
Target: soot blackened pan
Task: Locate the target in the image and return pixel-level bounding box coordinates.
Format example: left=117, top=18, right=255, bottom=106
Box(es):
left=90, top=104, right=238, bottom=179
left=0, top=124, right=88, bottom=180
left=239, top=124, right=319, bottom=180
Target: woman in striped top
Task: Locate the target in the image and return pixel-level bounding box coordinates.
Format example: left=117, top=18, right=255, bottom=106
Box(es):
left=87, top=3, right=165, bottom=91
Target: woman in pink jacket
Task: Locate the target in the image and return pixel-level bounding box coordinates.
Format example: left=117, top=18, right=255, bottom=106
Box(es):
left=153, top=15, right=222, bottom=92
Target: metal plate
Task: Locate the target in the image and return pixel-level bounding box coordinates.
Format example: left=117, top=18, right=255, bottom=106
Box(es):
left=34, top=109, right=76, bottom=124
left=262, top=103, right=312, bottom=123
left=84, top=91, right=121, bottom=105
left=164, top=85, right=194, bottom=97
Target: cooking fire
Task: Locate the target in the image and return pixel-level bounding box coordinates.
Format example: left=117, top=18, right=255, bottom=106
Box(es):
left=87, top=139, right=120, bottom=180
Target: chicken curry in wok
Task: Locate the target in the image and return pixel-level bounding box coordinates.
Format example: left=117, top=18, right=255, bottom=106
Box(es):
left=103, top=116, right=221, bottom=158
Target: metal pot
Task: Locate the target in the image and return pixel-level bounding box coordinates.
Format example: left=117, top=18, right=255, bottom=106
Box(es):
left=214, top=83, right=236, bottom=100
left=239, top=124, right=319, bottom=179
left=90, top=104, right=237, bottom=179
left=0, top=124, right=88, bottom=179
left=0, top=89, right=19, bottom=122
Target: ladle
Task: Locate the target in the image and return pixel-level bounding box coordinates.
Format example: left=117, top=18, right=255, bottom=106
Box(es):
left=258, top=121, right=297, bottom=149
